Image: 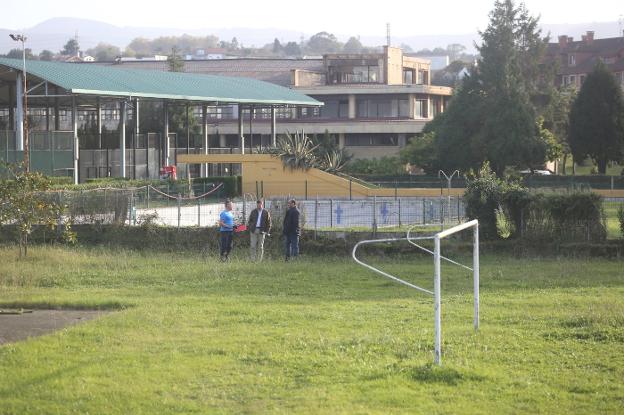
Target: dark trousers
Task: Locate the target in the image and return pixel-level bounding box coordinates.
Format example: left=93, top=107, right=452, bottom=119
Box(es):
left=220, top=231, right=233, bottom=258
left=284, top=233, right=299, bottom=259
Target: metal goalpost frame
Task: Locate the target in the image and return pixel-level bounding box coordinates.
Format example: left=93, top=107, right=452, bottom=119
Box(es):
left=351, top=219, right=479, bottom=366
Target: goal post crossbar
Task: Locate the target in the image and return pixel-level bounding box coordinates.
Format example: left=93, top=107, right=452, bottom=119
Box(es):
left=351, top=220, right=479, bottom=366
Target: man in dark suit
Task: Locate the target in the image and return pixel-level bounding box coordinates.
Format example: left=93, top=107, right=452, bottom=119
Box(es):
left=247, top=199, right=272, bottom=262
left=283, top=199, right=300, bottom=261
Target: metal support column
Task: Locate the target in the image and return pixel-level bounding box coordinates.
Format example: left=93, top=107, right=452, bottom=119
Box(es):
left=163, top=102, right=169, bottom=166
left=72, top=96, right=79, bottom=184
left=249, top=106, right=253, bottom=153
left=120, top=100, right=127, bottom=178
left=202, top=104, right=208, bottom=177
left=97, top=97, right=102, bottom=149
left=238, top=105, right=245, bottom=154
left=134, top=98, right=139, bottom=179
left=15, top=73, right=23, bottom=151
left=271, top=106, right=276, bottom=147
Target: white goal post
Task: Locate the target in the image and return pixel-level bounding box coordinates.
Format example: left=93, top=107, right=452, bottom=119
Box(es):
left=352, top=219, right=479, bottom=366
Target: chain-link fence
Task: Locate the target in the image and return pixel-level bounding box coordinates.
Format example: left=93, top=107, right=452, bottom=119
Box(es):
left=44, top=186, right=465, bottom=232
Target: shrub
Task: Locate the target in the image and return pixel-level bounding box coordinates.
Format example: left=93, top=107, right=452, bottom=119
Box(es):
left=464, top=162, right=526, bottom=239
left=465, top=162, right=606, bottom=242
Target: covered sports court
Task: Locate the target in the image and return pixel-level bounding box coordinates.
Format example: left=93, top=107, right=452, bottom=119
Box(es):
left=0, top=57, right=321, bottom=183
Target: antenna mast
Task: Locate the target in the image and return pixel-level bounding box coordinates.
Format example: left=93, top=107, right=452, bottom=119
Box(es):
left=386, top=23, right=391, bottom=46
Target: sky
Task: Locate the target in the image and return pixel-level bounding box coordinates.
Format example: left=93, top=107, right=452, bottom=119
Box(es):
left=2, top=0, right=623, bottom=36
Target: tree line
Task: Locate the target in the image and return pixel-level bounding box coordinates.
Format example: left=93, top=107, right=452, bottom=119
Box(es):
left=1, top=32, right=476, bottom=62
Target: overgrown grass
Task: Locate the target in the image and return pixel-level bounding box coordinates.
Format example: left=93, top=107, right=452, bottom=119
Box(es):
left=0, top=246, right=623, bottom=414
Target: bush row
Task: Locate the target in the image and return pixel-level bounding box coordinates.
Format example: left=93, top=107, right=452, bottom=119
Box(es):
left=1, top=224, right=622, bottom=258
left=464, top=163, right=606, bottom=241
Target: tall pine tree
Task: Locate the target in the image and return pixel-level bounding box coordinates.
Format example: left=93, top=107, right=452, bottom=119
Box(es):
left=420, top=0, right=551, bottom=175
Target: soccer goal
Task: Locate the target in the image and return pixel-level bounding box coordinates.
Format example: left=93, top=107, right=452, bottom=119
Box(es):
left=352, top=219, right=479, bottom=365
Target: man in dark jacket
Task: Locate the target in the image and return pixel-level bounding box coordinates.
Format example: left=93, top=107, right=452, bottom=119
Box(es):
left=247, top=199, right=272, bottom=261
left=283, top=199, right=300, bottom=261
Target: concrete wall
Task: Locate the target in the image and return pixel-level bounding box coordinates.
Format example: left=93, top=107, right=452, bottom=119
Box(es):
left=385, top=46, right=404, bottom=85
left=177, top=154, right=463, bottom=198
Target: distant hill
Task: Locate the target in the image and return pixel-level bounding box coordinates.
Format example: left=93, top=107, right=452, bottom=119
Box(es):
left=0, top=17, right=621, bottom=56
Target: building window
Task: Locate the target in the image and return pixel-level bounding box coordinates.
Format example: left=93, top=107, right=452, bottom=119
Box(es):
left=418, top=69, right=429, bottom=85
left=357, top=98, right=409, bottom=119
left=298, top=106, right=321, bottom=118
left=318, top=99, right=348, bottom=119
left=328, top=65, right=380, bottom=84
left=568, top=54, right=576, bottom=66
left=206, top=105, right=235, bottom=120
left=569, top=75, right=576, bottom=85
left=345, top=133, right=398, bottom=146
left=403, top=68, right=415, bottom=84
left=580, top=75, right=586, bottom=85
left=414, top=99, right=428, bottom=118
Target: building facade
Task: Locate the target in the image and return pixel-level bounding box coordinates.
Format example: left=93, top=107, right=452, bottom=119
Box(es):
left=95, top=46, right=452, bottom=160
left=545, top=31, right=624, bottom=89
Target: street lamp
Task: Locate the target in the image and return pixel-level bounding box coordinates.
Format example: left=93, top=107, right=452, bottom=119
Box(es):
left=9, top=33, right=29, bottom=172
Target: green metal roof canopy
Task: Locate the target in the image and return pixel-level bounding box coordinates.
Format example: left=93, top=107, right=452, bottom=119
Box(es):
left=0, top=57, right=321, bottom=106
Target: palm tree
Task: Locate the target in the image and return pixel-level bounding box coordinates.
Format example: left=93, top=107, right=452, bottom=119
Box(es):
left=319, top=148, right=352, bottom=173
left=271, top=130, right=319, bottom=171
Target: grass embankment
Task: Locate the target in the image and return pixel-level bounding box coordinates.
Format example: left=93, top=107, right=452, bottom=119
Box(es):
left=0, top=246, right=623, bottom=414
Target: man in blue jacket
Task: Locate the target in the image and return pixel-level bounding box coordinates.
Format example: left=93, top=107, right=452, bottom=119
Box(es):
left=219, top=199, right=235, bottom=261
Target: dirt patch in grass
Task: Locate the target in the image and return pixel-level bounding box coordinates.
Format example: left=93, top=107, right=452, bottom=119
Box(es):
left=0, top=309, right=108, bottom=344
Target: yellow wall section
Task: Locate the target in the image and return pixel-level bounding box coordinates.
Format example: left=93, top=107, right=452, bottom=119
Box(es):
left=178, top=154, right=624, bottom=199
left=178, top=154, right=464, bottom=198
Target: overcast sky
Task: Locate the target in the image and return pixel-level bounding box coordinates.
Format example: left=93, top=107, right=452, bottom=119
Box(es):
left=2, top=0, right=623, bottom=36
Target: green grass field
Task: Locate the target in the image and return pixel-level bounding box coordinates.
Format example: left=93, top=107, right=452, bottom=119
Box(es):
left=0, top=246, right=623, bottom=414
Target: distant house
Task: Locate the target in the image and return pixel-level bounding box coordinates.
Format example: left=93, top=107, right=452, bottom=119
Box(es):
left=544, top=31, right=624, bottom=89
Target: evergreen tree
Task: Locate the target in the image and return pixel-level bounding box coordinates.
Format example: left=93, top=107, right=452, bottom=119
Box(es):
left=167, top=47, right=184, bottom=72
left=61, top=38, right=80, bottom=56
left=568, top=62, right=624, bottom=174
left=272, top=38, right=282, bottom=54
left=343, top=37, right=363, bottom=53
left=283, top=42, right=301, bottom=56
left=39, top=50, right=54, bottom=61
left=414, top=0, right=550, bottom=175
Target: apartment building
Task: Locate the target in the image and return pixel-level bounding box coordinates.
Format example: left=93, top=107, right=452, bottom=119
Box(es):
left=545, top=31, right=624, bottom=89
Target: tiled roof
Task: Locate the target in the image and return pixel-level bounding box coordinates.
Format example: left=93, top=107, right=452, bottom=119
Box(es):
left=96, top=59, right=325, bottom=87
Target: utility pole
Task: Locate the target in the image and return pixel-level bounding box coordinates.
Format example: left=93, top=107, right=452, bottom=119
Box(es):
left=9, top=34, right=28, bottom=171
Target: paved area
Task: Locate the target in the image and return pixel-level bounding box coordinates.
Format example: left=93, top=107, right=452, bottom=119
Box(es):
left=0, top=310, right=108, bottom=345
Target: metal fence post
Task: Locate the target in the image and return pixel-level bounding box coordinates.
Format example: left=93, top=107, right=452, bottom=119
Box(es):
left=398, top=197, right=402, bottom=227
left=372, top=196, right=377, bottom=236
left=314, top=196, right=318, bottom=240
left=177, top=194, right=181, bottom=229
left=197, top=197, right=201, bottom=227
left=305, top=180, right=308, bottom=200
left=440, top=198, right=445, bottom=231
left=349, top=179, right=352, bottom=200
left=422, top=198, right=426, bottom=224
left=330, top=199, right=333, bottom=228
left=146, top=186, right=150, bottom=209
